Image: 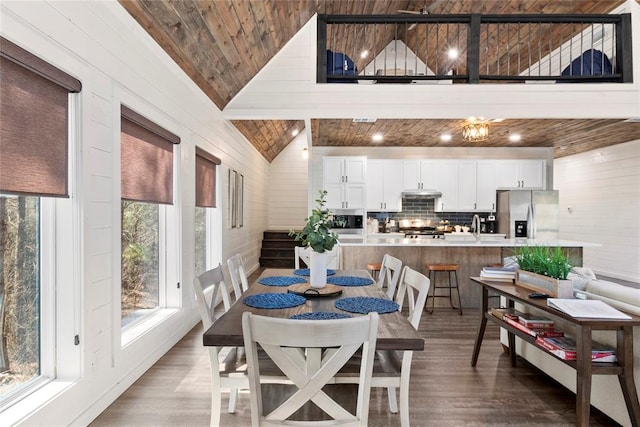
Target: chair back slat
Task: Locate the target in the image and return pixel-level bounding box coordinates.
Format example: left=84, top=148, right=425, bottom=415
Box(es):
left=377, top=254, right=403, bottom=299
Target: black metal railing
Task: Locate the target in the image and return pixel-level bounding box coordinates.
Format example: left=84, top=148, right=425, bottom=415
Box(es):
left=317, top=14, right=632, bottom=84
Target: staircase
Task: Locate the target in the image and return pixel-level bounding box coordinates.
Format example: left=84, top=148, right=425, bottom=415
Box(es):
left=259, top=230, right=301, bottom=268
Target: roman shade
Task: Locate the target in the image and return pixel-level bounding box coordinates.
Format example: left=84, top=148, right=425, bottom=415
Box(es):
left=195, top=147, right=221, bottom=208
left=120, top=106, right=180, bottom=205
left=0, top=36, right=82, bottom=197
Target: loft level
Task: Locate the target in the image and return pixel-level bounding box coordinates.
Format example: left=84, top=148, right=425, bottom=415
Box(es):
left=317, top=14, right=633, bottom=84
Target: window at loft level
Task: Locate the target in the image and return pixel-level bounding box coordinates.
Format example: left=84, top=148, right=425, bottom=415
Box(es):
left=121, top=201, right=159, bottom=323
left=0, top=196, right=40, bottom=399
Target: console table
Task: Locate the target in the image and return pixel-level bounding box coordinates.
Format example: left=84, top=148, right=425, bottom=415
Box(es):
left=470, top=277, right=640, bottom=427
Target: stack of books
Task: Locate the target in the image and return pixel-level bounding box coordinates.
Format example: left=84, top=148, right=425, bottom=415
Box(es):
left=490, top=307, right=564, bottom=338
left=535, top=335, right=617, bottom=362
left=480, top=266, right=516, bottom=282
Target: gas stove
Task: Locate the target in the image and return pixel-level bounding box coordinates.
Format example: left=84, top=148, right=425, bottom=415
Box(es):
left=403, top=230, right=445, bottom=239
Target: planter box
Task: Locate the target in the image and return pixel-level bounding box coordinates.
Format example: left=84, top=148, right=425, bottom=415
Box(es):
left=515, top=270, right=573, bottom=298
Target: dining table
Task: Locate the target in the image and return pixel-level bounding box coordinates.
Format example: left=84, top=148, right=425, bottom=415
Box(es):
left=202, top=268, right=425, bottom=351
left=202, top=267, right=425, bottom=421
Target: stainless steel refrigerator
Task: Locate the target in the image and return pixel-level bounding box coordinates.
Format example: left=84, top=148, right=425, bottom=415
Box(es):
left=497, top=190, right=559, bottom=240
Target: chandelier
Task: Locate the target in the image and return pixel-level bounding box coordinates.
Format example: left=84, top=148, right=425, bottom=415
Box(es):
left=462, top=120, right=490, bottom=142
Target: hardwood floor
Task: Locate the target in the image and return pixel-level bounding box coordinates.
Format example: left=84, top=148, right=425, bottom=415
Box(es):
left=91, top=295, right=621, bottom=426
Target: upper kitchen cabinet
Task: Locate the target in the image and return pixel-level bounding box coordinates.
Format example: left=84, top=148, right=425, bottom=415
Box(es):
left=323, top=157, right=367, bottom=210
left=367, top=160, right=402, bottom=211
left=402, top=159, right=439, bottom=190
left=437, top=160, right=497, bottom=212
left=496, top=160, right=545, bottom=189
left=434, top=161, right=459, bottom=212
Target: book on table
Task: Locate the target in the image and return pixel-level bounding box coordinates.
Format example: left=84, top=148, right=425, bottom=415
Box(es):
left=547, top=298, right=632, bottom=320
left=535, top=335, right=616, bottom=362
left=504, top=317, right=564, bottom=338
left=517, top=312, right=555, bottom=328
left=480, top=266, right=516, bottom=282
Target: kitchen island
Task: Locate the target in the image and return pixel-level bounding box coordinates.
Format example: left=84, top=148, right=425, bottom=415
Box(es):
left=339, top=236, right=598, bottom=308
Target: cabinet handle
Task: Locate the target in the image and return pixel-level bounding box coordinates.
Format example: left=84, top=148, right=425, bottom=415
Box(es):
left=384, top=203, right=387, bottom=209
left=345, top=176, right=348, bottom=183
left=474, top=203, right=477, bottom=210
left=345, top=201, right=348, bottom=208
left=492, top=203, right=495, bottom=211
left=522, top=180, right=525, bottom=187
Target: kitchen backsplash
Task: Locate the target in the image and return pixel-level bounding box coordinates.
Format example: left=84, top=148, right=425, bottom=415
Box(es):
left=368, top=197, right=492, bottom=227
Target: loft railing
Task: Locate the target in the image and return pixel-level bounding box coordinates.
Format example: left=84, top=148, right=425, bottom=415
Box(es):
left=317, top=14, right=633, bottom=84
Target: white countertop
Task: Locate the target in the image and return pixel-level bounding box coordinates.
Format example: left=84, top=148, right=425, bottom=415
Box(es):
left=338, top=237, right=600, bottom=247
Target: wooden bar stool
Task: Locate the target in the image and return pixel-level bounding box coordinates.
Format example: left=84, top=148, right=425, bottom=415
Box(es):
left=367, top=263, right=382, bottom=281
left=425, top=263, right=463, bottom=315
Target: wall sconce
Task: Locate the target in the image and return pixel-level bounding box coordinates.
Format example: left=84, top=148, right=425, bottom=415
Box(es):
left=302, top=147, right=308, bottom=159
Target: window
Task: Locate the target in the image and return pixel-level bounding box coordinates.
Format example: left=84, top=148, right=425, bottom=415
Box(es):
left=120, top=106, right=180, bottom=327
left=194, top=147, right=221, bottom=275
left=0, top=37, right=80, bottom=404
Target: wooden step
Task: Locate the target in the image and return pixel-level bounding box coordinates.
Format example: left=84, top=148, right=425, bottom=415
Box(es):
left=259, top=256, right=295, bottom=268
left=261, top=248, right=295, bottom=259
left=262, top=239, right=300, bottom=249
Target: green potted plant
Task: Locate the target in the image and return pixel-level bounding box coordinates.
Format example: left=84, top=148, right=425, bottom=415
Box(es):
left=514, top=246, right=574, bottom=297
left=289, top=190, right=338, bottom=288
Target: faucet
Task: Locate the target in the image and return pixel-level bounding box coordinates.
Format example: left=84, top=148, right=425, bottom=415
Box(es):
left=471, top=214, right=481, bottom=241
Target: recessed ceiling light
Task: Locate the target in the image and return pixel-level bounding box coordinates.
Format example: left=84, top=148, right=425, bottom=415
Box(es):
left=448, top=48, right=458, bottom=59
left=291, top=129, right=299, bottom=136
left=360, top=50, right=369, bottom=59
left=440, top=133, right=452, bottom=142
left=509, top=133, right=521, bottom=142
left=372, top=133, right=384, bottom=143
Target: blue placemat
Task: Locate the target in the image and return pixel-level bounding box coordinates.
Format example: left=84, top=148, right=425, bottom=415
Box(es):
left=335, top=297, right=400, bottom=314
left=289, top=312, right=352, bottom=320
left=258, top=276, right=307, bottom=287
left=243, top=293, right=306, bottom=309
left=327, top=276, right=374, bottom=287
left=293, top=268, right=336, bottom=276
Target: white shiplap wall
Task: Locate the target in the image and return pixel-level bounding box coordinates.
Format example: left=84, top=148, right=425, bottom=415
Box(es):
left=1, top=1, right=268, bottom=425
left=554, top=139, right=640, bottom=282
left=268, top=132, right=309, bottom=230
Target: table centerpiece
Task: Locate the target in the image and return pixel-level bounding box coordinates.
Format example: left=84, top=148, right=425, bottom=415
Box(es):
left=289, top=190, right=338, bottom=288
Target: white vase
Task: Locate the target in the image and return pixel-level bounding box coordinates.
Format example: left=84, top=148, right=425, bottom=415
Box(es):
left=309, top=250, right=328, bottom=289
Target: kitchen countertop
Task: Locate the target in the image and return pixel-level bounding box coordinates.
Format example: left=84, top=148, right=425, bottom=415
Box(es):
left=338, top=237, right=600, bottom=247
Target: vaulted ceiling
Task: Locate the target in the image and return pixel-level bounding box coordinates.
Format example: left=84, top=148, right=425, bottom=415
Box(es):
left=119, top=0, right=639, bottom=162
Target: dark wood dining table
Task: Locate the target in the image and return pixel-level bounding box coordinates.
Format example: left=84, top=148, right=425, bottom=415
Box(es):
left=202, top=268, right=424, bottom=352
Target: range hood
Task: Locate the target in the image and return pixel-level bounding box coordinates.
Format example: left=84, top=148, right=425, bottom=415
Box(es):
left=401, top=189, right=442, bottom=199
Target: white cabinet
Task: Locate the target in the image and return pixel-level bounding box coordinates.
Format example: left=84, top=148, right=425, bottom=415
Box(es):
left=436, top=160, right=497, bottom=212
left=435, top=161, right=459, bottom=212
left=476, top=160, right=497, bottom=211
left=496, top=160, right=545, bottom=189
left=402, top=159, right=438, bottom=190
left=367, top=160, right=402, bottom=211
left=323, top=157, right=367, bottom=209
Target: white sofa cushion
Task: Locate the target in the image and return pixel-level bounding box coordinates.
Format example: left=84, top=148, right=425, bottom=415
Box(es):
left=582, top=279, right=640, bottom=316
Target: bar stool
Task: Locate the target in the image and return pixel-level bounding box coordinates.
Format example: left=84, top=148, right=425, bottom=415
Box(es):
left=367, top=263, right=382, bottom=281
left=425, top=263, right=463, bottom=315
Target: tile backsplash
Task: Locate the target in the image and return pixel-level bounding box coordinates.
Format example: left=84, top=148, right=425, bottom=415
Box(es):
left=368, top=197, right=493, bottom=228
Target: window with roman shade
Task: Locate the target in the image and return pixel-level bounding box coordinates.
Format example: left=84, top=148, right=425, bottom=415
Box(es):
left=0, top=36, right=82, bottom=197
left=195, top=147, right=221, bottom=208
left=120, top=106, right=180, bottom=204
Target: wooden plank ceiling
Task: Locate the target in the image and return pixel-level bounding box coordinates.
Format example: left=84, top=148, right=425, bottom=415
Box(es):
left=119, top=0, right=631, bottom=162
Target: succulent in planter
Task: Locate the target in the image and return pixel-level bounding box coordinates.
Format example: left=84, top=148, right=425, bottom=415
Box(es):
left=514, top=246, right=572, bottom=280
left=289, top=190, right=338, bottom=253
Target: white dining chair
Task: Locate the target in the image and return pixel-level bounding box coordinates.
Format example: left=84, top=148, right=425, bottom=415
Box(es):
left=336, top=266, right=430, bottom=427
left=294, top=246, right=311, bottom=269
left=295, top=246, right=341, bottom=269
left=227, top=253, right=250, bottom=296
left=376, top=254, right=403, bottom=300
left=242, top=311, right=379, bottom=427
left=194, top=265, right=288, bottom=426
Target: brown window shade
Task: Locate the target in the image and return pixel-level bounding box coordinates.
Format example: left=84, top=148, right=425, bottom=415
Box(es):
left=195, top=147, right=221, bottom=208
left=121, top=107, right=180, bottom=205
left=0, top=37, right=81, bottom=198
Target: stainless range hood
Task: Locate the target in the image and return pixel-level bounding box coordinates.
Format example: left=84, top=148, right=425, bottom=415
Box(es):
left=401, top=189, right=442, bottom=199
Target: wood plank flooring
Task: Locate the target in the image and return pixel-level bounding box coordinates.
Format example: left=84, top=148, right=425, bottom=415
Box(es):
left=91, top=284, right=622, bottom=426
